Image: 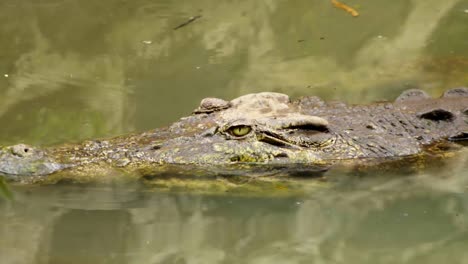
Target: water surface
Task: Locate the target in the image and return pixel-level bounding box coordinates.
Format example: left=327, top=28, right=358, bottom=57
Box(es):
left=0, top=0, right=467, bottom=263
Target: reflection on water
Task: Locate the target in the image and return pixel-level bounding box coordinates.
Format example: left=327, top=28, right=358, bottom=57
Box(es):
left=0, top=0, right=467, bottom=144
left=1, top=150, right=467, bottom=264
left=0, top=0, right=467, bottom=263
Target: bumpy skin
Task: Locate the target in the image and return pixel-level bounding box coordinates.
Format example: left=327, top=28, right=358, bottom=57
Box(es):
left=0, top=88, right=467, bottom=182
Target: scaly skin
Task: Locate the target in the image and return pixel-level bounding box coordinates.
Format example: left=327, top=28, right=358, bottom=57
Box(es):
left=0, top=88, right=467, bottom=184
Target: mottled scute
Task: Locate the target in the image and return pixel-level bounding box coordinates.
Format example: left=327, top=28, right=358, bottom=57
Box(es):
left=194, top=97, right=231, bottom=113
left=396, top=89, right=430, bottom=102
left=443, top=87, right=468, bottom=98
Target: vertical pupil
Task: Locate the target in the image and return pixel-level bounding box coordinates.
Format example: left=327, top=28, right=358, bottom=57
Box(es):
left=230, top=126, right=250, bottom=136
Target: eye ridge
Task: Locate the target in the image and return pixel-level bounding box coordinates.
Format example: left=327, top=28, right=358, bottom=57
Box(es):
left=228, top=125, right=252, bottom=137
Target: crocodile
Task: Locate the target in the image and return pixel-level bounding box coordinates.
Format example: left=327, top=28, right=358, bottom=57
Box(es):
left=0, top=88, right=467, bottom=184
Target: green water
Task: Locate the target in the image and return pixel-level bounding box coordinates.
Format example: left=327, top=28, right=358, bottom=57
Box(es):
left=0, top=0, right=468, bottom=263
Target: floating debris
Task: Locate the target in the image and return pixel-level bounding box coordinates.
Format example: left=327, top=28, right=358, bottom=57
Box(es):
left=142, top=40, right=152, bottom=44
left=174, top=15, right=202, bottom=30
left=331, top=0, right=359, bottom=17
left=4, top=74, right=8, bottom=77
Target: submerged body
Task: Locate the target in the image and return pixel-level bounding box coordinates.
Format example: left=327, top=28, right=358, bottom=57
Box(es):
left=0, top=88, right=467, bottom=183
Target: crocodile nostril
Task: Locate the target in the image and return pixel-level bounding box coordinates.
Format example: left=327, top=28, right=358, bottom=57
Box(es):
left=10, top=144, right=35, bottom=157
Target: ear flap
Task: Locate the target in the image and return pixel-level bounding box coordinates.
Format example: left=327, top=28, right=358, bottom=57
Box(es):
left=448, top=132, right=468, bottom=144
left=418, top=109, right=455, bottom=122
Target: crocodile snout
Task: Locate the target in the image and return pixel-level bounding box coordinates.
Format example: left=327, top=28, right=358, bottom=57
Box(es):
left=0, top=144, right=67, bottom=177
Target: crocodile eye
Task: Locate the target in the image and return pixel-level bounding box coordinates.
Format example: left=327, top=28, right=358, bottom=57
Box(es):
left=228, top=125, right=252, bottom=137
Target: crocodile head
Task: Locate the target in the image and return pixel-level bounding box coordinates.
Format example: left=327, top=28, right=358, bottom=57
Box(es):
left=145, top=93, right=346, bottom=172
left=0, top=144, right=67, bottom=178
left=0, top=93, right=340, bottom=178
left=3, top=89, right=465, bottom=179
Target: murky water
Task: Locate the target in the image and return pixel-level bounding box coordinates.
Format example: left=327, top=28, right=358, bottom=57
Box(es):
left=1, top=0, right=468, bottom=263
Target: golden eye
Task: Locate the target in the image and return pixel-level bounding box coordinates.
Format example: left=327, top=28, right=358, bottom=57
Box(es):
left=228, top=125, right=252, bottom=137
